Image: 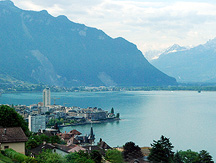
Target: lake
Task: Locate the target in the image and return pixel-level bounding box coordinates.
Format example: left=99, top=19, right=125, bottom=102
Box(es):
left=0, top=91, right=216, bottom=159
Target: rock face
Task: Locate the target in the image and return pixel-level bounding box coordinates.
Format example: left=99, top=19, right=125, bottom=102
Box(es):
left=0, top=1, right=177, bottom=87
left=151, top=40, right=216, bottom=83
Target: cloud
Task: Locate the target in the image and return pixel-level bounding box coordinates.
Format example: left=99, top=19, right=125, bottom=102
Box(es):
left=12, top=0, right=216, bottom=53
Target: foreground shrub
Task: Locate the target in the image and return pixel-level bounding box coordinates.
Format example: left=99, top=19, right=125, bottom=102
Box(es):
left=4, top=148, right=36, bottom=163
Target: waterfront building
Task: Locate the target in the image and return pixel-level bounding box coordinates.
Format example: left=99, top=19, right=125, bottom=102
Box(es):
left=28, top=114, right=46, bottom=133
left=43, top=88, right=51, bottom=107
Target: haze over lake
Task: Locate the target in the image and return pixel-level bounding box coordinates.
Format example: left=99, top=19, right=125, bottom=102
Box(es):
left=1, top=91, right=215, bottom=160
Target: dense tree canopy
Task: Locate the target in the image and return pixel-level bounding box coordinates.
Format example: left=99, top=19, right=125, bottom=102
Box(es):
left=148, top=135, right=174, bottom=163
left=0, top=105, right=29, bottom=136
left=177, top=150, right=199, bottom=163
left=176, top=149, right=214, bottom=163
left=90, top=150, right=102, bottom=163
left=65, top=151, right=95, bottom=163
left=36, top=150, right=66, bottom=163
left=26, top=134, right=62, bottom=150
left=105, top=149, right=124, bottom=163
left=198, top=150, right=214, bottom=163
left=123, top=141, right=143, bottom=161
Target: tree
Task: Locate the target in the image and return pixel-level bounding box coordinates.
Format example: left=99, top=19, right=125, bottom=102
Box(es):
left=26, top=139, right=38, bottom=149
left=50, top=135, right=61, bottom=144
left=111, top=107, right=114, bottom=114
left=197, top=150, right=214, bottom=163
left=105, top=149, right=124, bottom=163
left=178, top=150, right=198, bottom=163
left=0, top=105, right=29, bottom=136
left=90, top=150, right=102, bottom=163
left=176, top=149, right=214, bottom=163
left=36, top=150, right=66, bottom=163
left=116, top=113, right=120, bottom=118
left=174, top=151, right=183, bottom=163
left=123, top=141, right=143, bottom=161
left=148, top=135, right=174, bottom=163
left=65, top=151, right=94, bottom=163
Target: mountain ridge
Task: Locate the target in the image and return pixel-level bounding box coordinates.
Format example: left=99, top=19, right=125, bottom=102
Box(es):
left=151, top=39, right=216, bottom=83
left=0, top=1, right=177, bottom=87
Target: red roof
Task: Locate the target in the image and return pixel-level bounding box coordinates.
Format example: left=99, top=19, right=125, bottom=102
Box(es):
left=68, top=129, right=82, bottom=135
left=0, top=127, right=28, bottom=143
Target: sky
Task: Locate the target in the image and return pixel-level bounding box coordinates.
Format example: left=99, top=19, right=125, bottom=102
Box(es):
left=10, top=0, right=216, bottom=58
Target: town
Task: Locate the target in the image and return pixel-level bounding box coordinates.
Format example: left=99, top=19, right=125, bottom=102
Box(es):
left=9, top=87, right=120, bottom=133
left=0, top=88, right=130, bottom=162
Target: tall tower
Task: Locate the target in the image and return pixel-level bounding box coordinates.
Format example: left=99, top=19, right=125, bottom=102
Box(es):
left=43, top=87, right=50, bottom=107
left=88, top=125, right=95, bottom=144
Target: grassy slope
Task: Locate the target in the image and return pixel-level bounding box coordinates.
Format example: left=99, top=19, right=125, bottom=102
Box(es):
left=0, top=153, right=13, bottom=163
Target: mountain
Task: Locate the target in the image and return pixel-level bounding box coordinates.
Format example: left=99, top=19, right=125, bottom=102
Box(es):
left=0, top=1, right=177, bottom=87
left=151, top=40, right=216, bottom=83
left=162, top=44, right=187, bottom=55
left=145, top=44, right=187, bottom=61
left=144, top=50, right=163, bottom=61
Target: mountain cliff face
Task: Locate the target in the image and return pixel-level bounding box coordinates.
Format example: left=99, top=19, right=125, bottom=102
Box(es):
left=0, top=1, right=177, bottom=87
left=151, top=40, right=216, bottom=83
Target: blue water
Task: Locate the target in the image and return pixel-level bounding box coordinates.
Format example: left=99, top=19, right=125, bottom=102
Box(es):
left=1, top=91, right=216, bottom=159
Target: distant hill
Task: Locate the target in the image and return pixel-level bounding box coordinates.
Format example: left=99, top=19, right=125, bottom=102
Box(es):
left=151, top=41, right=216, bottom=83
left=0, top=1, right=177, bottom=87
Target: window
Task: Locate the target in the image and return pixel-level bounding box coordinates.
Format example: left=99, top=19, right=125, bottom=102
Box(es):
left=4, top=146, right=9, bottom=149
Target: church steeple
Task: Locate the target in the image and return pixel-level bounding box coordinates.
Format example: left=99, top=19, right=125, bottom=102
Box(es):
left=88, top=124, right=95, bottom=144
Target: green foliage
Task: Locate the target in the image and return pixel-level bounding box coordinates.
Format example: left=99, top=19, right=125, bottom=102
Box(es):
left=36, top=150, right=66, bottom=163
left=4, top=148, right=36, bottom=163
left=148, top=135, right=174, bottom=163
left=65, top=152, right=80, bottom=163
left=65, top=151, right=94, bottom=163
left=105, top=149, right=124, bottom=163
left=116, top=113, right=120, bottom=118
left=123, top=141, right=143, bottom=161
left=47, top=118, right=64, bottom=126
left=90, top=150, right=102, bottom=163
left=177, top=149, right=214, bottom=163
left=26, top=134, right=61, bottom=149
left=69, top=119, right=78, bottom=124
left=111, top=107, right=114, bottom=114
left=174, top=151, right=183, bottom=163
left=0, top=152, right=13, bottom=163
left=26, top=139, right=38, bottom=149
left=50, top=135, right=61, bottom=144
left=0, top=105, right=29, bottom=136
left=178, top=150, right=198, bottom=163
left=197, top=150, right=214, bottom=163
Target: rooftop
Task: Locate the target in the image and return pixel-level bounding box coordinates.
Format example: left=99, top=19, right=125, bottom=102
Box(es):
left=0, top=127, right=28, bottom=143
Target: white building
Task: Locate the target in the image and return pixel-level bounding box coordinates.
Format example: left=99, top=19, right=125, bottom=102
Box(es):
left=43, top=87, right=51, bottom=107
left=40, top=106, right=49, bottom=113
left=28, top=115, right=46, bottom=133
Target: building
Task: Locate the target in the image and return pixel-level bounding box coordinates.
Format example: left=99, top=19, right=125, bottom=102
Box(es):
left=30, top=143, right=86, bottom=157
left=58, top=127, right=95, bottom=145
left=0, top=127, right=28, bottom=154
left=40, top=106, right=49, bottom=113
left=28, top=114, right=46, bottom=133
left=43, top=87, right=51, bottom=107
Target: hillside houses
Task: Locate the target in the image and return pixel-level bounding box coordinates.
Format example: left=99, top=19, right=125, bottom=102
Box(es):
left=0, top=127, right=28, bottom=154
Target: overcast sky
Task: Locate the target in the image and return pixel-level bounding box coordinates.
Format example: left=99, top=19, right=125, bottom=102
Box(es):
left=11, top=0, right=216, bottom=56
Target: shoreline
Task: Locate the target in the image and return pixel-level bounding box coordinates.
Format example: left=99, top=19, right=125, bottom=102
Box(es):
left=57, top=118, right=120, bottom=128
